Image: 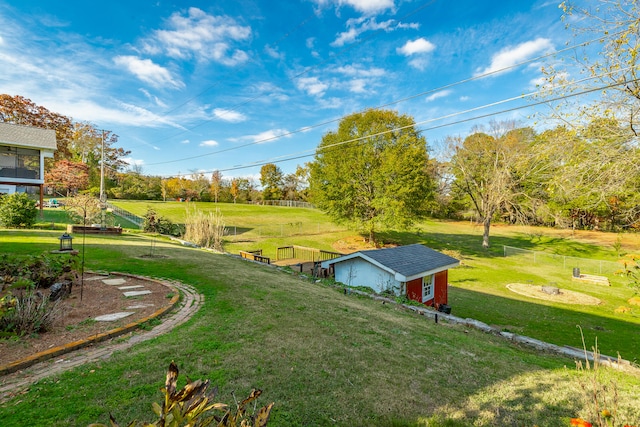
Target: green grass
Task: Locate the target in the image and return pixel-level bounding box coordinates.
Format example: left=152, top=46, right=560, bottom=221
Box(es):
left=0, top=229, right=639, bottom=426
left=0, top=206, right=640, bottom=426
left=33, top=206, right=141, bottom=230
left=107, top=202, right=640, bottom=359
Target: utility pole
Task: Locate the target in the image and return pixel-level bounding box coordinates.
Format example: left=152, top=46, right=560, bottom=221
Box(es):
left=99, top=130, right=106, bottom=229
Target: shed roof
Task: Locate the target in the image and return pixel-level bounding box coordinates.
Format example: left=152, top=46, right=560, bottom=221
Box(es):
left=323, top=244, right=460, bottom=282
left=0, top=122, right=57, bottom=151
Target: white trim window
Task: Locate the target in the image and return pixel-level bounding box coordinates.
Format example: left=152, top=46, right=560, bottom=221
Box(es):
left=422, top=275, right=434, bottom=302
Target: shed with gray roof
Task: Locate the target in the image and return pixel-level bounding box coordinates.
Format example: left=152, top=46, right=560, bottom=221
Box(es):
left=322, top=244, right=459, bottom=308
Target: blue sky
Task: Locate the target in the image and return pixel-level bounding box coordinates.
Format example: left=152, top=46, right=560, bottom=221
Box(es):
left=0, top=0, right=575, bottom=179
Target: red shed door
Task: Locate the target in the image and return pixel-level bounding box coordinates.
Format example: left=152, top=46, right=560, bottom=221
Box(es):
left=434, top=270, right=448, bottom=305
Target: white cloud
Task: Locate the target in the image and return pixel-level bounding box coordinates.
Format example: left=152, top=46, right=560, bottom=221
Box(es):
left=332, top=17, right=417, bottom=47
left=213, top=108, right=247, bottom=123
left=397, top=38, right=436, bottom=56
left=200, top=140, right=219, bottom=147
left=306, top=37, right=316, bottom=49
left=459, top=96, right=470, bottom=102
left=264, top=45, right=283, bottom=59
left=312, top=0, right=395, bottom=15
left=122, top=157, right=145, bottom=166
left=341, top=0, right=395, bottom=14
left=231, top=129, right=291, bottom=144
left=114, top=55, right=183, bottom=89
left=348, top=79, right=367, bottom=93
left=296, top=76, right=329, bottom=96
left=142, top=7, right=251, bottom=65
left=408, top=57, right=428, bottom=70
left=475, top=38, right=554, bottom=77
left=335, top=64, right=385, bottom=77
left=181, top=139, right=190, bottom=144
left=425, top=89, right=452, bottom=102
left=139, top=88, right=168, bottom=108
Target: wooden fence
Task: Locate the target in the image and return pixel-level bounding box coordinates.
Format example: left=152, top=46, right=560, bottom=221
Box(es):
left=239, top=249, right=271, bottom=264
left=276, top=245, right=342, bottom=262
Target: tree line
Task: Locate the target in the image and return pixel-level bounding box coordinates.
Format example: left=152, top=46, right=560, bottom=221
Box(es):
left=0, top=94, right=309, bottom=203
left=2, top=0, right=639, bottom=248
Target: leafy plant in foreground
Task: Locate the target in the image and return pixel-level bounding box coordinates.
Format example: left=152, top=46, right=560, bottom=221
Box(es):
left=89, top=361, right=273, bottom=427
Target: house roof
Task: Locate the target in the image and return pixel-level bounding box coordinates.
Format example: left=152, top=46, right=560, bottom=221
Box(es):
left=323, top=243, right=460, bottom=282
left=0, top=122, right=57, bottom=151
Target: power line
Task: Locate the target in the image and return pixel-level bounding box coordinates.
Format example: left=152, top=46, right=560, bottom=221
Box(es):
left=141, top=0, right=440, bottom=148
left=190, top=76, right=640, bottom=175
left=145, top=30, right=622, bottom=167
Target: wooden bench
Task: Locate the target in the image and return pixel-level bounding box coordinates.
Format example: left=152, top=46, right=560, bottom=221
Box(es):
left=572, top=273, right=610, bottom=286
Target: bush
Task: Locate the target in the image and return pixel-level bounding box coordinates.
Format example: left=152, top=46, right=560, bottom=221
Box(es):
left=0, top=253, right=77, bottom=289
left=143, top=208, right=181, bottom=236
left=0, top=192, right=37, bottom=228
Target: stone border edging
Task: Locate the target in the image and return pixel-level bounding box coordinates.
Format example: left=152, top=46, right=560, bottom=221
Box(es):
left=347, top=288, right=636, bottom=372
left=0, top=273, right=180, bottom=376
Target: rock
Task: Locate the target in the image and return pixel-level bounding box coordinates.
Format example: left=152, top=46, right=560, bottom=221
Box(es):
left=541, top=286, right=560, bottom=295
left=49, top=281, right=72, bottom=301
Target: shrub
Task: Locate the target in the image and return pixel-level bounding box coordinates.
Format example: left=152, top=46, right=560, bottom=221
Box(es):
left=0, top=192, right=37, bottom=228
left=0, top=253, right=77, bottom=289
left=143, top=208, right=181, bottom=236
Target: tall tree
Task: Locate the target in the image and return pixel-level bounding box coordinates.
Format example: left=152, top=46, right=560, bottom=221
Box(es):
left=0, top=94, right=73, bottom=162
left=448, top=125, right=539, bottom=248
left=230, top=178, right=240, bottom=203
left=540, top=119, right=640, bottom=230
left=542, top=1, right=640, bottom=134
left=260, top=163, right=283, bottom=201
left=45, top=159, right=89, bottom=196
left=309, top=109, right=433, bottom=242
left=210, top=170, right=223, bottom=203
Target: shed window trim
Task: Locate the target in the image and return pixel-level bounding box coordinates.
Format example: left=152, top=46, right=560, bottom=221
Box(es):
left=422, top=275, right=434, bottom=302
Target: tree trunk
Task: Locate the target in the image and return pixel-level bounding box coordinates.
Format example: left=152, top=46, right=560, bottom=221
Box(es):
left=482, top=217, right=491, bottom=248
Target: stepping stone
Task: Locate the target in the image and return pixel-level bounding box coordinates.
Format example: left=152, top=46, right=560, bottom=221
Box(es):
left=95, top=312, right=134, bottom=321
left=123, top=290, right=152, bottom=297
left=118, top=285, right=145, bottom=290
left=126, top=304, right=154, bottom=309
left=84, top=276, right=108, bottom=281
left=103, top=278, right=127, bottom=286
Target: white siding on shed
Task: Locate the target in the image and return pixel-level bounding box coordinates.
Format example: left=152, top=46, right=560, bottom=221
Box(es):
left=334, top=258, right=401, bottom=293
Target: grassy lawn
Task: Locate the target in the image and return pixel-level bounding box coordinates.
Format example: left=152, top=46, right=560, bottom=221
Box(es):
left=1, top=229, right=639, bottom=426
left=106, top=202, right=640, bottom=359
left=3, top=203, right=640, bottom=425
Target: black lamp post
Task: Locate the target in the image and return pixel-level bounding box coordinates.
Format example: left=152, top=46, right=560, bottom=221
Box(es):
left=58, top=233, right=74, bottom=251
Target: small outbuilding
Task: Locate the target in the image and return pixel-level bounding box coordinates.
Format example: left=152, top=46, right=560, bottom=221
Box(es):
left=321, top=244, right=459, bottom=308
